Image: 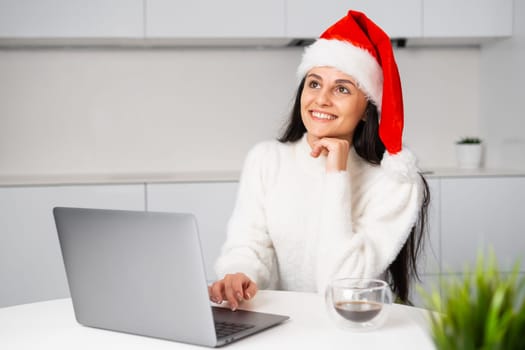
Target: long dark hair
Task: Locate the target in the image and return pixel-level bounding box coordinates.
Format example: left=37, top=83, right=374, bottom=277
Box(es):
left=278, top=78, right=430, bottom=303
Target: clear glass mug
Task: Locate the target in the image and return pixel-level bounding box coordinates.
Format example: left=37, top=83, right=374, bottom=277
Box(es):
left=325, top=278, right=393, bottom=331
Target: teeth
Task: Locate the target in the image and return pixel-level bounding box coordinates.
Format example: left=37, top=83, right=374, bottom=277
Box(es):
left=312, top=111, right=336, bottom=120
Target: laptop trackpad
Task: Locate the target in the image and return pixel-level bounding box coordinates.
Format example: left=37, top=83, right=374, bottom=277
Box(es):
left=212, top=306, right=289, bottom=331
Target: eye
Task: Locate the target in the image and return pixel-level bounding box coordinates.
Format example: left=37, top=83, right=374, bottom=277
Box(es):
left=307, top=80, right=321, bottom=89
left=336, top=85, right=350, bottom=94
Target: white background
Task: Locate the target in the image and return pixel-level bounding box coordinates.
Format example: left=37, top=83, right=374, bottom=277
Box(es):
left=0, top=47, right=482, bottom=175
left=1, top=1, right=524, bottom=176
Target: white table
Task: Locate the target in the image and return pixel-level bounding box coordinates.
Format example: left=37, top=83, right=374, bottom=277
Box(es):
left=0, top=290, right=436, bottom=349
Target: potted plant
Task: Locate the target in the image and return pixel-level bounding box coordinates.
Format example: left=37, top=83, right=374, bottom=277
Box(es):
left=455, top=137, right=483, bottom=169
left=420, top=253, right=525, bottom=350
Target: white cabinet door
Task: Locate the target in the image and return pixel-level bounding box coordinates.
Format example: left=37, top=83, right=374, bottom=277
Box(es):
left=146, top=182, right=238, bottom=281
left=145, top=0, right=285, bottom=38
left=422, top=178, right=440, bottom=274
left=410, top=274, right=440, bottom=308
left=0, top=184, right=145, bottom=308
left=0, top=0, right=143, bottom=38
left=407, top=177, right=440, bottom=308
left=423, top=0, right=513, bottom=38
left=440, top=177, right=525, bottom=273
left=286, top=0, right=422, bottom=38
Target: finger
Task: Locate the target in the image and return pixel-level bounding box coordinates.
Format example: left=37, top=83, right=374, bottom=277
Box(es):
left=209, top=281, right=224, bottom=304
left=313, top=138, right=350, bottom=171
left=243, top=280, right=258, bottom=300
left=310, top=143, right=326, bottom=158
left=231, top=276, right=246, bottom=303
left=312, top=138, right=342, bottom=155
left=223, top=276, right=239, bottom=311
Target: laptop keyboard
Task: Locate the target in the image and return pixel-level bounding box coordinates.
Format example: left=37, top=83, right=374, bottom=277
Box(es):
left=215, top=321, right=255, bottom=338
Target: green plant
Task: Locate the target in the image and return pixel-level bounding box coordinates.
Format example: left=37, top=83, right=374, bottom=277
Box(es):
left=420, top=252, right=525, bottom=350
left=456, top=137, right=482, bottom=144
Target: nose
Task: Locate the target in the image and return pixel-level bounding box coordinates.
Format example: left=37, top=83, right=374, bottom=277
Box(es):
left=315, top=87, right=332, bottom=106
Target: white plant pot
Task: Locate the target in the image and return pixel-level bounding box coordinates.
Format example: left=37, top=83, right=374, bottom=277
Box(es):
left=456, top=144, right=483, bottom=169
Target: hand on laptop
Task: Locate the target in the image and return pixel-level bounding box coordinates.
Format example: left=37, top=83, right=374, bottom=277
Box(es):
left=208, top=273, right=258, bottom=311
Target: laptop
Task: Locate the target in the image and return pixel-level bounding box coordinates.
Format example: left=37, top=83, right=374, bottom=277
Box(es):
left=53, top=207, right=289, bottom=347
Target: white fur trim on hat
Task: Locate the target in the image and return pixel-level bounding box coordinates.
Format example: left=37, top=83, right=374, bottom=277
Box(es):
left=297, top=39, right=384, bottom=112
left=381, top=149, right=419, bottom=183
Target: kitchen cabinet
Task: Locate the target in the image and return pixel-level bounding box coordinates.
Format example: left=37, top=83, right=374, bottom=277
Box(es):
left=0, top=0, right=515, bottom=46
left=408, top=177, right=440, bottom=307
left=145, top=0, right=287, bottom=45
left=421, top=178, right=440, bottom=275
left=286, top=0, right=423, bottom=39
left=440, top=176, right=525, bottom=272
left=0, top=0, right=143, bottom=39
left=410, top=175, right=525, bottom=306
left=0, top=184, right=144, bottom=308
left=286, top=0, right=513, bottom=41
left=146, top=182, right=239, bottom=281
left=1, top=173, right=523, bottom=308
left=423, top=0, right=513, bottom=38
left=414, top=175, right=525, bottom=306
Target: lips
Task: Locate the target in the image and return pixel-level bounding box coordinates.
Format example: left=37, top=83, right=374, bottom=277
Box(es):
left=311, top=110, right=337, bottom=120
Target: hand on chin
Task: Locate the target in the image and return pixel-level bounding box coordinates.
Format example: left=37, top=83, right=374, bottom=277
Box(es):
left=308, top=136, right=350, bottom=172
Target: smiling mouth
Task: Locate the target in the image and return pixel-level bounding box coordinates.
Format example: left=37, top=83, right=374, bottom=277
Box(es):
left=311, top=111, right=337, bottom=120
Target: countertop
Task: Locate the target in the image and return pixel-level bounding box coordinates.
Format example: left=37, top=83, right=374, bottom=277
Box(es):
left=0, top=290, right=436, bottom=349
left=0, top=171, right=240, bottom=187
left=1, top=168, right=524, bottom=187
left=422, top=167, right=525, bottom=178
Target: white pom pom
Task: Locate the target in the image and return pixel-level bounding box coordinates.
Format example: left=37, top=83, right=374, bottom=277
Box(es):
left=381, top=149, right=419, bottom=183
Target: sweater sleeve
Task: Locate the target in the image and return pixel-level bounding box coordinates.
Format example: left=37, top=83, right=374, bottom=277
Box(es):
left=214, top=142, right=278, bottom=289
left=315, top=149, right=423, bottom=292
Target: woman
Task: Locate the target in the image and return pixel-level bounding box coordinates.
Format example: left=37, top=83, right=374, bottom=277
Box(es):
left=209, top=10, right=429, bottom=310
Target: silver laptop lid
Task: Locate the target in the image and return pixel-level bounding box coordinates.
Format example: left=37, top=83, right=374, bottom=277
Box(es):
left=54, top=207, right=217, bottom=347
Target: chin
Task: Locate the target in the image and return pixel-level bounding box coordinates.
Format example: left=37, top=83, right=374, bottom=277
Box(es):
left=309, top=131, right=337, bottom=139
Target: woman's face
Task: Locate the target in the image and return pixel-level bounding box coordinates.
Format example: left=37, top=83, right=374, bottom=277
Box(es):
left=300, top=66, right=368, bottom=143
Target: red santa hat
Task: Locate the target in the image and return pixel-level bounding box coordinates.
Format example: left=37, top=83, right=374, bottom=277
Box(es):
left=297, top=10, right=415, bottom=178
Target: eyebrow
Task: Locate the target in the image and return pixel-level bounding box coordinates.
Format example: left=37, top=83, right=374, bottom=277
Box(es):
left=306, top=73, right=357, bottom=87
left=306, top=73, right=323, bottom=80
left=335, top=79, right=357, bottom=87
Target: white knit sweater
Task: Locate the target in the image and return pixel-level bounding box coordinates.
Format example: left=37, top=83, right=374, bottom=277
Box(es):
left=215, top=134, right=423, bottom=293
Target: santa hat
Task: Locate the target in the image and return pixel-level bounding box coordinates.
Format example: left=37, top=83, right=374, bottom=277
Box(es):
left=297, top=10, right=417, bottom=181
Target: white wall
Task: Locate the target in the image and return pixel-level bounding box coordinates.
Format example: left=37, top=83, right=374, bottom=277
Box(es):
left=480, top=0, right=525, bottom=169
left=0, top=46, right=481, bottom=175
left=398, top=47, right=480, bottom=169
